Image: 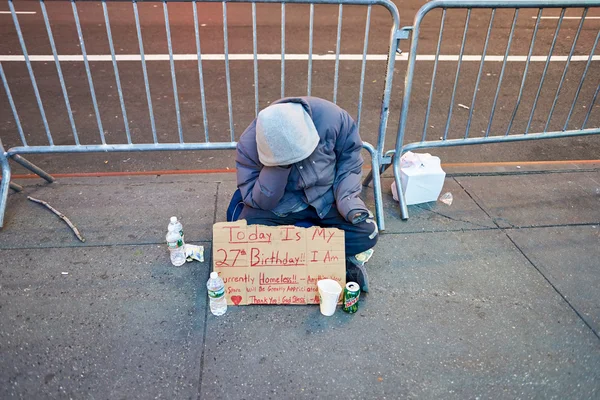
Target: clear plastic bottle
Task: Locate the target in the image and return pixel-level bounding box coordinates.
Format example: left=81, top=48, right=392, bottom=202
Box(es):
left=168, top=216, right=184, bottom=243
left=207, top=272, right=227, bottom=316
left=166, top=226, right=186, bottom=267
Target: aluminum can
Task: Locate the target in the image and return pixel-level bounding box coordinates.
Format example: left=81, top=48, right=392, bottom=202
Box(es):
left=343, top=282, right=360, bottom=313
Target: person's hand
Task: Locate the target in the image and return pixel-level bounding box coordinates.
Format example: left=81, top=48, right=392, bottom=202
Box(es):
left=274, top=164, right=292, bottom=169
left=349, top=210, right=369, bottom=224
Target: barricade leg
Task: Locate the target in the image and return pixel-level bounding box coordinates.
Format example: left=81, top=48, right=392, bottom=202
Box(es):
left=362, top=160, right=391, bottom=188
left=11, top=155, right=55, bottom=183
left=370, top=158, right=385, bottom=232
left=363, top=143, right=386, bottom=231
left=0, top=149, right=11, bottom=228
left=392, top=153, right=408, bottom=220
left=362, top=169, right=373, bottom=187
left=9, top=182, right=23, bottom=192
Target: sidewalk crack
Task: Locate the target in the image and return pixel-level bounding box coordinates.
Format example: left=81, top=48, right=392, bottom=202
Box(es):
left=212, top=182, right=220, bottom=226
left=504, top=231, right=600, bottom=341
left=448, top=167, right=600, bottom=178
left=197, top=250, right=211, bottom=400
left=197, top=182, right=221, bottom=400
left=414, top=204, right=493, bottom=229
left=453, top=177, right=501, bottom=229
left=198, top=183, right=220, bottom=398
left=454, top=178, right=600, bottom=341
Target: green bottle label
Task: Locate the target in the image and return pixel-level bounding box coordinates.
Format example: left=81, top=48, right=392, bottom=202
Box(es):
left=208, top=287, right=225, bottom=299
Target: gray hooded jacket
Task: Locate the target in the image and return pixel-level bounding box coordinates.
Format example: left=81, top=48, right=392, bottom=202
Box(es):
left=235, top=97, right=369, bottom=222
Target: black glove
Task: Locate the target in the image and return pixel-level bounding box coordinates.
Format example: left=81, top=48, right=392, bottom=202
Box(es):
left=349, top=209, right=369, bottom=225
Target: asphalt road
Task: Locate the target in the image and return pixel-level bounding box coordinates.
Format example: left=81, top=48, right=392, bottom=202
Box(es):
left=1, top=0, right=599, bottom=174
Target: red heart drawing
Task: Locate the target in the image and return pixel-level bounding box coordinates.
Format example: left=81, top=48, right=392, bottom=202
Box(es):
left=231, top=295, right=242, bottom=305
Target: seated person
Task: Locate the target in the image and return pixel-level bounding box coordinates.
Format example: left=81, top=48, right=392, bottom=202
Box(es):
left=235, top=96, right=378, bottom=292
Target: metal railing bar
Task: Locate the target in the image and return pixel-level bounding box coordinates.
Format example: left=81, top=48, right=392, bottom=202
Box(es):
left=163, top=1, right=184, bottom=143
left=526, top=8, right=565, bottom=134
left=72, top=0, right=105, bottom=144
left=307, top=3, right=314, bottom=96
left=544, top=8, right=588, bottom=133
left=103, top=0, right=132, bottom=144
left=465, top=8, right=494, bottom=139
left=222, top=1, right=235, bottom=140
left=563, top=29, right=600, bottom=131
left=0, top=63, right=26, bottom=146
left=193, top=0, right=210, bottom=142
left=485, top=8, right=518, bottom=138
left=133, top=0, right=158, bottom=143
left=281, top=3, right=285, bottom=98
left=333, top=4, right=343, bottom=104
left=9, top=0, right=53, bottom=145
left=422, top=8, right=446, bottom=142
left=582, top=83, right=599, bottom=130
left=356, top=5, right=372, bottom=132
left=252, top=2, right=259, bottom=116
left=443, top=8, right=470, bottom=140
left=8, top=143, right=239, bottom=155
left=40, top=0, right=79, bottom=145
left=505, top=8, right=541, bottom=136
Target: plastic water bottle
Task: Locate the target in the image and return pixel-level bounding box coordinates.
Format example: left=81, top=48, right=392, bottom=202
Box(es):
left=166, top=226, right=186, bottom=267
left=207, top=272, right=227, bottom=316
left=168, top=216, right=184, bottom=243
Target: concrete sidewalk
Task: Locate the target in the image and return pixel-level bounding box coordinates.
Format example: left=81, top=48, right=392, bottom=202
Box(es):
left=1, top=163, right=599, bottom=399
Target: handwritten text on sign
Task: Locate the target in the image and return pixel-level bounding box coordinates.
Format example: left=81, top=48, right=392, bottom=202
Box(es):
left=213, top=221, right=345, bottom=305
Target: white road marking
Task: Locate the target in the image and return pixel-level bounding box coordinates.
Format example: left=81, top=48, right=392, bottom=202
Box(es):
left=533, top=16, right=600, bottom=19
left=0, top=54, right=598, bottom=62
left=419, top=55, right=600, bottom=62
left=0, top=11, right=36, bottom=14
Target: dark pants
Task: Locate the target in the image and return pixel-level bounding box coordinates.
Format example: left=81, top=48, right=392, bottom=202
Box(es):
left=239, top=205, right=378, bottom=256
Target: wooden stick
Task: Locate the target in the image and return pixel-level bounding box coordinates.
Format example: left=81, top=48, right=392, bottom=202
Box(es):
left=27, top=196, right=85, bottom=242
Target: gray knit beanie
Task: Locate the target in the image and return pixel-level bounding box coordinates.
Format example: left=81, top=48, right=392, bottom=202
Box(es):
left=256, top=103, right=320, bottom=167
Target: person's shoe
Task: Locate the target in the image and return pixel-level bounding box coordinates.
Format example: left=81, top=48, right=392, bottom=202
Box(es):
left=354, top=249, right=374, bottom=264
left=346, top=249, right=374, bottom=292
left=346, top=262, right=369, bottom=293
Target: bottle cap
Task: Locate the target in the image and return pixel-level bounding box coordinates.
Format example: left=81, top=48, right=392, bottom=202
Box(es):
left=210, top=272, right=218, bottom=279
left=170, top=216, right=178, bottom=223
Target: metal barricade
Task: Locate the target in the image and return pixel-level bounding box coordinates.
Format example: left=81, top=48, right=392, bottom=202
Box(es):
left=391, top=0, right=600, bottom=219
left=0, top=0, right=404, bottom=229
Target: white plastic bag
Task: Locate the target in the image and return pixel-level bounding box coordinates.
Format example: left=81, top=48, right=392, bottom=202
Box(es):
left=391, top=151, right=446, bottom=205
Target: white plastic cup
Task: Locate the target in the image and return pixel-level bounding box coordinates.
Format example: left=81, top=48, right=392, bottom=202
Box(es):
left=317, top=279, right=343, bottom=316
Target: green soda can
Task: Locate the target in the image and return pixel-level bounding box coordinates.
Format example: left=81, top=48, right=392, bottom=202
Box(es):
left=343, top=282, right=360, bottom=313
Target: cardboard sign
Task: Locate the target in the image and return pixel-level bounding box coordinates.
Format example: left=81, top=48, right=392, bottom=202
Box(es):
left=213, top=220, right=345, bottom=305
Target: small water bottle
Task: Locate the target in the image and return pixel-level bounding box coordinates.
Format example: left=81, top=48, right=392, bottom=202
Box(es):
left=168, top=216, right=184, bottom=243
left=207, top=272, right=227, bottom=316
left=166, top=226, right=186, bottom=267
